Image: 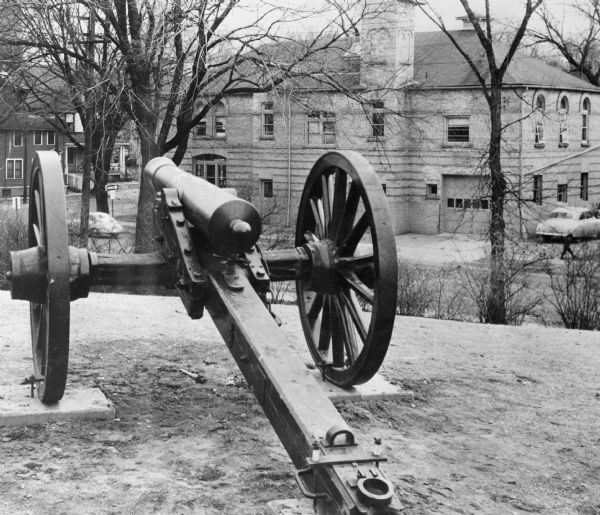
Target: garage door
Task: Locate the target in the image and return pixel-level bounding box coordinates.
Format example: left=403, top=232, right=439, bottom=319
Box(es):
left=442, top=175, right=490, bottom=234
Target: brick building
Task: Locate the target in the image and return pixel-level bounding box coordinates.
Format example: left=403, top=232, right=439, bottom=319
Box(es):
left=0, top=112, right=66, bottom=199
left=182, top=0, right=600, bottom=237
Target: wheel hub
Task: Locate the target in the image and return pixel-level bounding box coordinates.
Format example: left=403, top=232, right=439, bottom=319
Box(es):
left=303, top=240, right=340, bottom=294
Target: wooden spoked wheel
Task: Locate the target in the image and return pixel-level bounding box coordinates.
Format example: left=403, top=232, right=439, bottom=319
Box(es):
left=28, top=152, right=70, bottom=404
left=296, top=151, right=398, bottom=387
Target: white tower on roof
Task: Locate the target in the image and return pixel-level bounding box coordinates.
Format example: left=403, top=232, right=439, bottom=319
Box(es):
left=360, top=0, right=415, bottom=90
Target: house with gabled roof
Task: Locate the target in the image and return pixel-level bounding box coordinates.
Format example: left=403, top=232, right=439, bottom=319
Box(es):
left=182, top=0, right=600, bottom=237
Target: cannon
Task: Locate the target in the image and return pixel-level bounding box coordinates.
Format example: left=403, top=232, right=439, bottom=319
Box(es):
left=8, top=150, right=400, bottom=514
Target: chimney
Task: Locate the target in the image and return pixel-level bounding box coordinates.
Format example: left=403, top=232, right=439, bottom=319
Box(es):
left=360, top=0, right=415, bottom=90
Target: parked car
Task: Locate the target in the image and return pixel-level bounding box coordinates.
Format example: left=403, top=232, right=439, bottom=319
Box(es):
left=88, top=211, right=124, bottom=238
left=535, top=207, right=600, bottom=242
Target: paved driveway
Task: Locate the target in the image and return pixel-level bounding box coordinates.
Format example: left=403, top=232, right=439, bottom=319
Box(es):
left=395, top=233, right=487, bottom=265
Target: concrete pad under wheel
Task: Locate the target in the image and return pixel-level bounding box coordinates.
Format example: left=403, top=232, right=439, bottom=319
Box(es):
left=309, top=370, right=414, bottom=403
left=0, top=386, right=115, bottom=426
left=267, top=499, right=314, bottom=515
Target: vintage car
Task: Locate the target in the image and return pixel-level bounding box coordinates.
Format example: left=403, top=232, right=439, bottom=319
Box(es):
left=88, top=211, right=124, bottom=238
left=535, top=207, right=600, bottom=242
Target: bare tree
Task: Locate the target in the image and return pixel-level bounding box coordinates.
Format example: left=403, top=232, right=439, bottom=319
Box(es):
left=84, top=0, right=370, bottom=251
left=1, top=1, right=128, bottom=233
left=530, top=0, right=600, bottom=86
left=419, top=0, right=543, bottom=324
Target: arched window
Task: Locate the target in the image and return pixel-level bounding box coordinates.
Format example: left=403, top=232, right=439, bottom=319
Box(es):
left=536, top=95, right=545, bottom=111
left=582, top=97, right=591, bottom=145
left=534, top=94, right=545, bottom=146
left=559, top=95, right=569, bottom=146
left=193, top=154, right=227, bottom=187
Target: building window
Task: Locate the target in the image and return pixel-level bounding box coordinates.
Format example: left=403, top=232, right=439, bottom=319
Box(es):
left=426, top=183, right=438, bottom=198
left=261, top=179, right=273, bottom=198
left=307, top=111, right=336, bottom=145
left=34, top=130, right=43, bottom=145
left=559, top=96, right=569, bottom=147
left=446, top=116, right=470, bottom=143
left=581, top=172, right=589, bottom=201
left=557, top=183, right=568, bottom=203
left=193, top=154, right=227, bottom=187
left=370, top=101, right=385, bottom=138
left=262, top=102, right=274, bottom=138
left=67, top=147, right=76, bottom=165
left=215, top=103, right=226, bottom=139
left=446, top=196, right=489, bottom=209
left=582, top=97, right=590, bottom=145
left=196, top=120, right=207, bottom=137
left=47, top=131, right=55, bottom=146
left=6, top=159, right=23, bottom=180
left=533, top=175, right=543, bottom=205
left=534, top=95, right=545, bottom=147
left=65, top=113, right=75, bottom=132
left=13, top=131, right=22, bottom=147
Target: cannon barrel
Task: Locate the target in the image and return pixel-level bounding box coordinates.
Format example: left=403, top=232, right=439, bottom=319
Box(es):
left=145, top=157, right=261, bottom=255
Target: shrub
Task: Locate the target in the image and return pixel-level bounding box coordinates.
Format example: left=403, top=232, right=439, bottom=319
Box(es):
left=546, top=242, right=600, bottom=330
left=396, top=259, right=435, bottom=316
left=0, top=209, right=28, bottom=290
left=458, top=240, right=545, bottom=325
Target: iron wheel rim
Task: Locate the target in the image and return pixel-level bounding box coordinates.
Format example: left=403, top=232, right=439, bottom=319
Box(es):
left=29, top=152, right=70, bottom=404
left=295, top=151, right=397, bottom=387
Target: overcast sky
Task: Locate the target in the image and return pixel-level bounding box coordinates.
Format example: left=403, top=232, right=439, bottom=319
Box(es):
left=415, top=0, right=572, bottom=31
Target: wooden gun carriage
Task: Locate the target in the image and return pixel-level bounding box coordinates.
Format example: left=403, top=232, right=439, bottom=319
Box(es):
left=8, top=150, right=401, bottom=514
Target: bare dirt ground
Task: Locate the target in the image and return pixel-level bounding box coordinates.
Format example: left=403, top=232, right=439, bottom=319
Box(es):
left=1, top=291, right=600, bottom=514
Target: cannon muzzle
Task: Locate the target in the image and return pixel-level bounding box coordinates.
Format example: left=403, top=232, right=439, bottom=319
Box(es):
left=145, top=157, right=261, bottom=255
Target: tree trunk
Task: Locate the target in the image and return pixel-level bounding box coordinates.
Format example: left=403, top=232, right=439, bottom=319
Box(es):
left=134, top=128, right=161, bottom=252
left=79, top=123, right=93, bottom=243
left=486, top=85, right=507, bottom=324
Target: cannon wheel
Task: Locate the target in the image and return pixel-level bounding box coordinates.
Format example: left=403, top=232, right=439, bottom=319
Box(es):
left=28, top=152, right=70, bottom=403
left=296, top=151, right=398, bottom=387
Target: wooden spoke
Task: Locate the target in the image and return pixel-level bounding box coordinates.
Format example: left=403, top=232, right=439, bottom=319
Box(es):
left=329, top=168, right=347, bottom=241
left=337, top=182, right=360, bottom=246
left=339, top=270, right=375, bottom=304
left=321, top=174, right=332, bottom=237
left=32, top=223, right=42, bottom=247
left=332, top=295, right=358, bottom=366
left=338, top=289, right=368, bottom=343
left=336, top=254, right=374, bottom=270
left=305, top=292, right=324, bottom=322
left=309, top=197, right=325, bottom=239
left=317, top=295, right=332, bottom=352
left=341, top=212, right=369, bottom=254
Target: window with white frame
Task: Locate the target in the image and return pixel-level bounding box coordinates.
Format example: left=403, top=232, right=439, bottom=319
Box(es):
left=47, top=131, right=55, bottom=146
left=13, top=131, right=22, bottom=147
left=370, top=101, right=385, bottom=138
left=65, top=113, right=75, bottom=132
left=195, top=103, right=227, bottom=139
left=307, top=111, right=336, bottom=145
left=262, top=102, right=274, bottom=138
left=6, top=159, right=23, bottom=180
left=582, top=97, right=590, bottom=145
left=557, top=183, right=568, bottom=202
left=33, top=130, right=43, bottom=145
left=534, top=94, right=545, bottom=146
left=559, top=96, right=569, bottom=146
left=445, top=116, right=470, bottom=143
left=214, top=103, right=226, bottom=139
left=426, top=183, right=438, bottom=198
